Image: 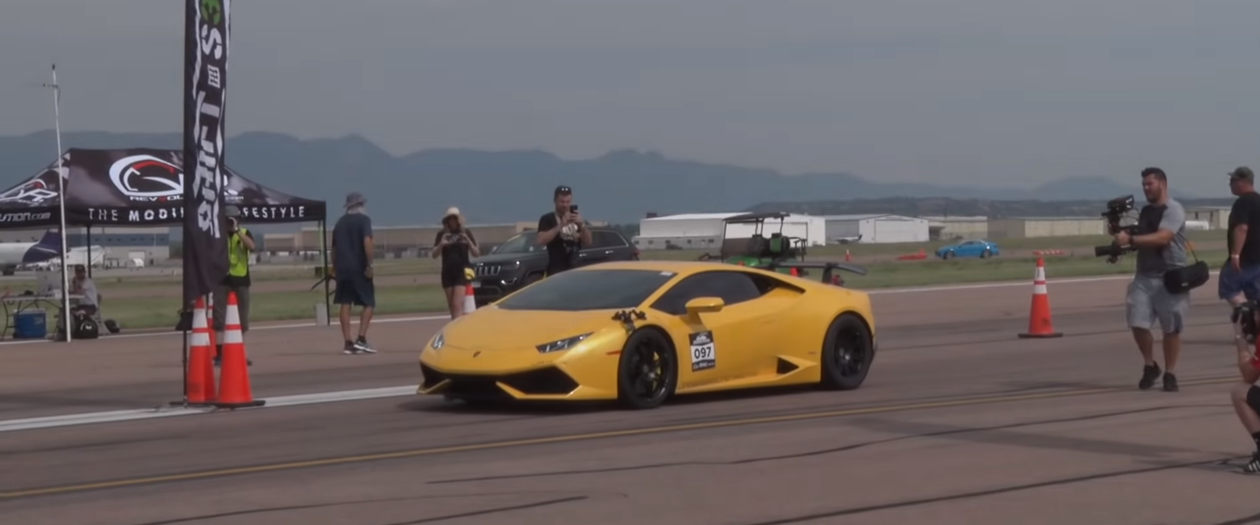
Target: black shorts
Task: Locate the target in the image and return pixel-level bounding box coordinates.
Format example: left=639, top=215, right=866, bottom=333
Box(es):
left=334, top=273, right=375, bottom=308
left=1248, top=385, right=1260, bottom=415
left=441, top=265, right=469, bottom=288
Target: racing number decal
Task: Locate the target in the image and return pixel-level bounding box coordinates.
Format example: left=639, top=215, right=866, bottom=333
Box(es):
left=689, top=331, right=715, bottom=371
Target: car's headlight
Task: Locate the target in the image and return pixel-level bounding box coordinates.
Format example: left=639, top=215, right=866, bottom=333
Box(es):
left=430, top=332, right=445, bottom=350
left=536, top=333, right=592, bottom=353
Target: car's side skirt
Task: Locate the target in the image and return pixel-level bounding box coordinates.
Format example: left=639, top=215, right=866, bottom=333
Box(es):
left=674, top=356, right=820, bottom=395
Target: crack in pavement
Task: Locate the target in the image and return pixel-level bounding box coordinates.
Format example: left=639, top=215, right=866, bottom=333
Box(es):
left=122, top=491, right=603, bottom=525
left=427, top=404, right=1211, bottom=484
left=1209, top=511, right=1260, bottom=525
left=737, top=456, right=1241, bottom=524
left=381, top=495, right=587, bottom=525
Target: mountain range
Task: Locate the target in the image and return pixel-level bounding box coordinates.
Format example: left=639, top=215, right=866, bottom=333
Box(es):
left=0, top=130, right=1216, bottom=227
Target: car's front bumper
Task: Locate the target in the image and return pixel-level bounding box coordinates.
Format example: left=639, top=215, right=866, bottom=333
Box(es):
left=418, top=343, right=619, bottom=402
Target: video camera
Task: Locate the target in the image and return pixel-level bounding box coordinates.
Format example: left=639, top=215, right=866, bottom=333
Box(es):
left=1235, top=301, right=1259, bottom=344
left=1094, top=195, right=1137, bottom=263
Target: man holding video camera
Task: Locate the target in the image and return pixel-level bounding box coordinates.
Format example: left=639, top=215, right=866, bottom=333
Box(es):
left=1228, top=316, right=1260, bottom=473
left=536, top=185, right=593, bottom=277
left=1116, top=167, right=1191, bottom=392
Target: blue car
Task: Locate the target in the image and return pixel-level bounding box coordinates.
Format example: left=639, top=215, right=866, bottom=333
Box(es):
left=936, top=239, right=999, bottom=259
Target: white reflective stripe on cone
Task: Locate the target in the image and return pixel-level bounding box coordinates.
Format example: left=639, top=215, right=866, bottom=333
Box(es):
left=223, top=325, right=244, bottom=344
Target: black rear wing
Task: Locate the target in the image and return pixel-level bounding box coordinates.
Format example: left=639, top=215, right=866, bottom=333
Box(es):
left=762, top=261, right=868, bottom=283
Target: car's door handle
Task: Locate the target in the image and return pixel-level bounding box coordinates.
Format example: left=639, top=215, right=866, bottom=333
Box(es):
left=605, top=250, right=613, bottom=254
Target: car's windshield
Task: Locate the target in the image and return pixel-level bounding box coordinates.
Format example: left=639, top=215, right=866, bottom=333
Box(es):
left=492, top=232, right=541, bottom=254
left=496, top=269, right=676, bottom=311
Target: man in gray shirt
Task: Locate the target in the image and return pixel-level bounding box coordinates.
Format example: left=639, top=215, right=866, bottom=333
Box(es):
left=1117, top=167, right=1189, bottom=392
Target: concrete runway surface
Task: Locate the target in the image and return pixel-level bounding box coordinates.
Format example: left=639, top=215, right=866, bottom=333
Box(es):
left=3, top=272, right=1260, bottom=524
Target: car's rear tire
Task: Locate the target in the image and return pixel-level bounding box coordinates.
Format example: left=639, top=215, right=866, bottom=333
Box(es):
left=616, top=328, right=677, bottom=409
left=820, top=313, right=874, bottom=390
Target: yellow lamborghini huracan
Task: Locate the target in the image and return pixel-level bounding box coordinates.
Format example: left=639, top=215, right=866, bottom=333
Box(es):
left=418, top=260, right=876, bottom=409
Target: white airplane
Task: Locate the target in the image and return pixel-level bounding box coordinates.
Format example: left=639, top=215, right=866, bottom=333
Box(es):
left=0, top=230, right=62, bottom=276
left=31, top=246, right=104, bottom=271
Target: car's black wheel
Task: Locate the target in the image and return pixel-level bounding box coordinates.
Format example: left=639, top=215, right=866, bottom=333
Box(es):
left=616, top=328, right=677, bottom=409
left=820, top=313, right=874, bottom=390
left=942, top=251, right=954, bottom=260
left=981, top=249, right=991, bottom=258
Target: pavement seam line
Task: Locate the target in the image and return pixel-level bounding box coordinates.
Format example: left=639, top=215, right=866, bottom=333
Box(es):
left=0, top=376, right=1237, bottom=500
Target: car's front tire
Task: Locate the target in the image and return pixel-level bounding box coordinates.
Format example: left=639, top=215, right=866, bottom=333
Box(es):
left=616, top=328, right=678, bottom=409
left=820, top=313, right=874, bottom=390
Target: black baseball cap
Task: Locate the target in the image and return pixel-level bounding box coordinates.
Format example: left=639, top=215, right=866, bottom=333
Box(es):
left=1229, top=166, right=1254, bottom=183
left=554, top=185, right=572, bottom=198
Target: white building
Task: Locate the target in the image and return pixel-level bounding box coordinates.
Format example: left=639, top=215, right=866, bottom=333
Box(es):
left=823, top=214, right=930, bottom=244
left=921, top=215, right=989, bottom=240
left=636, top=212, right=827, bottom=250
left=987, top=217, right=1104, bottom=239
left=1185, top=206, right=1231, bottom=230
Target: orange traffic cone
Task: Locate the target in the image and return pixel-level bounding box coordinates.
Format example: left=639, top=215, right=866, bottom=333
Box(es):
left=463, top=282, right=476, bottom=314
left=185, top=296, right=216, bottom=405
left=1018, top=258, right=1063, bottom=338
left=844, top=249, right=851, bottom=262
left=790, top=267, right=799, bottom=276
left=214, top=291, right=265, bottom=409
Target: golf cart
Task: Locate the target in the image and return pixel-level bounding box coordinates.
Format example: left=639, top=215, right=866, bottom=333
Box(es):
left=697, top=211, right=868, bottom=286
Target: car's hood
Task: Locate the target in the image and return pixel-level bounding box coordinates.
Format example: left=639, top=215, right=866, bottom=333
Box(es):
left=438, top=307, right=624, bottom=352
left=471, top=252, right=542, bottom=265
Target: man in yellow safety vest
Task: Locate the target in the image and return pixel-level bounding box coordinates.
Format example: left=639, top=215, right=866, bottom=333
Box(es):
left=214, top=206, right=255, bottom=366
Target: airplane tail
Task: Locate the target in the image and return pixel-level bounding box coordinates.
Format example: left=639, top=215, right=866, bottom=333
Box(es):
left=20, top=230, right=64, bottom=265
left=34, top=230, right=62, bottom=254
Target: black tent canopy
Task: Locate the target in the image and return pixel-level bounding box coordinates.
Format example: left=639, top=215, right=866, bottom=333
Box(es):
left=0, top=148, right=325, bottom=227
left=0, top=148, right=332, bottom=325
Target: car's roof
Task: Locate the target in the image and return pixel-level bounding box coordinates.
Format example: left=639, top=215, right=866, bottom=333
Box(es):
left=570, top=259, right=784, bottom=277
left=567, top=260, right=866, bottom=296
left=511, top=227, right=621, bottom=236
left=572, top=259, right=747, bottom=272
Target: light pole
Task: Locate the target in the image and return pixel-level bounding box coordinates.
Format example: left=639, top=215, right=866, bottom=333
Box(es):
left=41, top=64, right=71, bottom=343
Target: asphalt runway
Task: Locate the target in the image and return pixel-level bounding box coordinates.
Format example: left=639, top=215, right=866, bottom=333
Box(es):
left=2, top=272, right=1259, bottom=524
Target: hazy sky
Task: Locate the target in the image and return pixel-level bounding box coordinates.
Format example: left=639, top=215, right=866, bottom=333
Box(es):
left=2, top=0, right=1258, bottom=193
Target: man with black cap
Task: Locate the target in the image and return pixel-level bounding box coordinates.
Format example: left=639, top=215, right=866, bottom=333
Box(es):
left=1221, top=166, right=1260, bottom=335
left=214, top=205, right=254, bottom=366
left=330, top=192, right=377, bottom=354
left=535, top=185, right=592, bottom=277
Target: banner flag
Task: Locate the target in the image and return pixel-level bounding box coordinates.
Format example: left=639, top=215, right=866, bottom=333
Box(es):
left=181, top=0, right=230, bottom=307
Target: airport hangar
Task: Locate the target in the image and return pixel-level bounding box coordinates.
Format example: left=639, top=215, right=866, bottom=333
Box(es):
left=632, top=212, right=931, bottom=250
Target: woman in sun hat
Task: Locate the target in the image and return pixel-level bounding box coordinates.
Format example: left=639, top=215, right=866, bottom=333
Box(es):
left=432, top=206, right=480, bottom=318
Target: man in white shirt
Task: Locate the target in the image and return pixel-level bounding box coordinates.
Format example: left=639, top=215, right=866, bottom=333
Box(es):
left=70, top=264, right=98, bottom=315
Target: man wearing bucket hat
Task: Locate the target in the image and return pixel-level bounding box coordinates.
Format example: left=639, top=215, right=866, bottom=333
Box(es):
left=330, top=192, right=377, bottom=354
left=432, top=206, right=480, bottom=318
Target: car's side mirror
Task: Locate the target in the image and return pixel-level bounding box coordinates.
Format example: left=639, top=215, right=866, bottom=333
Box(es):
left=685, top=297, right=724, bottom=315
